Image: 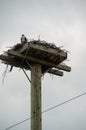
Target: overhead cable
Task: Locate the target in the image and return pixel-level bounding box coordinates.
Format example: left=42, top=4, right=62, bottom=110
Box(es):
left=4, top=91, right=86, bottom=130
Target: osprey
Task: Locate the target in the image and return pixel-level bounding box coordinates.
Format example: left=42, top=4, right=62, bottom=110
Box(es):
left=21, top=34, right=27, bottom=44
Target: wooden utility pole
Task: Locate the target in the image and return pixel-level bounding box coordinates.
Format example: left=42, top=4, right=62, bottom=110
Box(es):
left=31, top=64, right=42, bottom=130
left=0, top=40, right=71, bottom=130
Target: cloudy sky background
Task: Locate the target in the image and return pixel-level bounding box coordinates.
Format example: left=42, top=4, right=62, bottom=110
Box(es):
left=0, top=0, right=86, bottom=130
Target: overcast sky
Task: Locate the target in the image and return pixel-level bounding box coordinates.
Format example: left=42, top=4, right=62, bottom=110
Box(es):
left=0, top=0, right=86, bottom=130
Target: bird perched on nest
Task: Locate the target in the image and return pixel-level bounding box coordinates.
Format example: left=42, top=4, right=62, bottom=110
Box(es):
left=21, top=34, right=28, bottom=44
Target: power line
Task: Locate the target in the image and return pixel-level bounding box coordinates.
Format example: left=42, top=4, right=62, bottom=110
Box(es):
left=4, top=118, right=31, bottom=130
left=42, top=92, right=86, bottom=114
left=4, top=91, right=86, bottom=130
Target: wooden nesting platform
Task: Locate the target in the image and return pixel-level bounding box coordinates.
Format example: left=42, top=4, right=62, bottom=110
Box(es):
left=0, top=40, right=71, bottom=76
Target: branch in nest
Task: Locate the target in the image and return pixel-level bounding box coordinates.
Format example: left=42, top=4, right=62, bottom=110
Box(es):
left=2, top=65, right=9, bottom=84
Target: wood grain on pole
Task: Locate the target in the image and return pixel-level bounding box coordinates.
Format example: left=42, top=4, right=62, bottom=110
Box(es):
left=31, top=64, right=42, bottom=130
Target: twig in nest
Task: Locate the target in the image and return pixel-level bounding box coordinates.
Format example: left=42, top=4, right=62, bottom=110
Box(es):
left=2, top=65, right=9, bottom=84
